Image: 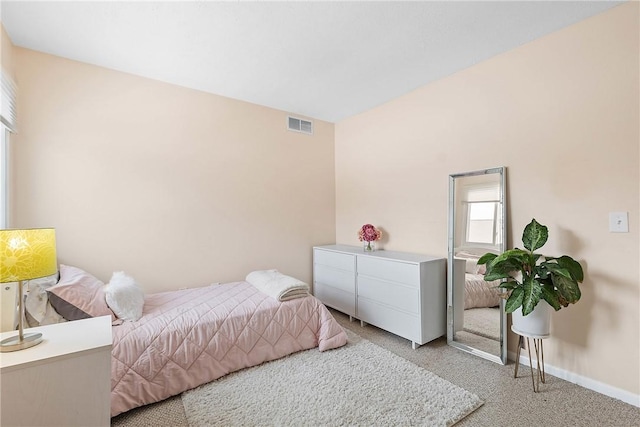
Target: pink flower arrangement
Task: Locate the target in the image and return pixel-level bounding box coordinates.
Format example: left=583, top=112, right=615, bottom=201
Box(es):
left=358, top=224, right=382, bottom=251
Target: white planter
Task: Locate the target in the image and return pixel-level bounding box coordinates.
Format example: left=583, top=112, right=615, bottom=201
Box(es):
left=511, top=300, right=552, bottom=338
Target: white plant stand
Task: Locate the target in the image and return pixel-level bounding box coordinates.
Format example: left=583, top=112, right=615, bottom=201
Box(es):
left=512, top=325, right=549, bottom=392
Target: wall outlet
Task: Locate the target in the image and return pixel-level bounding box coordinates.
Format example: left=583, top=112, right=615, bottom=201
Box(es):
left=609, top=212, right=629, bottom=233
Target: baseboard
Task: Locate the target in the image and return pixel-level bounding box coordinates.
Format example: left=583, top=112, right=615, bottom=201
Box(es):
left=508, top=350, right=640, bottom=408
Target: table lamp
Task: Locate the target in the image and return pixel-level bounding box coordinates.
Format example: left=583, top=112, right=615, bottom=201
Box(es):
left=0, top=228, right=57, bottom=352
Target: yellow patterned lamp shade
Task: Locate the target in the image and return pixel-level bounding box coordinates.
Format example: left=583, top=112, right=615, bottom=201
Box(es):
left=0, top=228, right=57, bottom=284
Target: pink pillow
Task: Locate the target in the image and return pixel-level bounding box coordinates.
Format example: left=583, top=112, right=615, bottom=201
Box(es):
left=47, top=264, right=115, bottom=322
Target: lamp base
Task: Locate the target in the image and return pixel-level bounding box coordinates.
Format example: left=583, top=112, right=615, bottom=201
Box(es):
left=0, top=332, right=43, bottom=352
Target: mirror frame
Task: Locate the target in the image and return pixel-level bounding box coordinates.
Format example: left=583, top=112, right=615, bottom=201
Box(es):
left=447, top=166, right=507, bottom=365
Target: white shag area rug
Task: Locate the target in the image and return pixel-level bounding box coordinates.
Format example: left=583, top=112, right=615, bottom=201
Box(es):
left=182, top=330, right=483, bottom=426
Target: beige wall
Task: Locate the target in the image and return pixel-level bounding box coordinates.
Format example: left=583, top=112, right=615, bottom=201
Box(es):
left=336, top=3, right=639, bottom=396
left=12, top=48, right=336, bottom=292
left=7, top=2, right=639, bottom=399
left=1, top=24, right=15, bottom=77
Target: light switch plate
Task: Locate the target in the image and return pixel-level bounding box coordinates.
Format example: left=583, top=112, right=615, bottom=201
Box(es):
left=609, top=212, right=629, bottom=233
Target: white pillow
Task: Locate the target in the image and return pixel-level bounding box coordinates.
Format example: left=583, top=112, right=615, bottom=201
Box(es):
left=456, top=251, right=487, bottom=275
left=104, top=271, right=145, bottom=322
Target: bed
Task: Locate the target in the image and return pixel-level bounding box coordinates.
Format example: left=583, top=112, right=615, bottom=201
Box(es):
left=111, top=281, right=346, bottom=416
left=22, top=265, right=348, bottom=417
left=455, top=251, right=501, bottom=309
left=464, top=272, right=500, bottom=309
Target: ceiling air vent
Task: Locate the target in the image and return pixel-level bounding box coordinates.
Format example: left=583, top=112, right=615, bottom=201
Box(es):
left=287, top=116, right=313, bottom=135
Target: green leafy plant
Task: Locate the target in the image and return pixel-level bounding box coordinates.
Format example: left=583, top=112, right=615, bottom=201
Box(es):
left=477, top=219, right=584, bottom=316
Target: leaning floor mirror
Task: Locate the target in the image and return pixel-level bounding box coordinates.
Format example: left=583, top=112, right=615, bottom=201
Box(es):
left=447, top=167, right=507, bottom=364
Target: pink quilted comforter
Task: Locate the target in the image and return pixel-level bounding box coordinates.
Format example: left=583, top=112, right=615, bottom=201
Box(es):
left=111, top=281, right=347, bottom=416
left=464, top=273, right=501, bottom=309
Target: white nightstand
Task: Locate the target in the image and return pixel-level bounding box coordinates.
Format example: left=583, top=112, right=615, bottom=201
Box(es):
left=0, top=316, right=112, bottom=426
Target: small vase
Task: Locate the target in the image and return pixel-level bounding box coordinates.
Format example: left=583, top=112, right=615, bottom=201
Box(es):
left=363, top=241, right=376, bottom=252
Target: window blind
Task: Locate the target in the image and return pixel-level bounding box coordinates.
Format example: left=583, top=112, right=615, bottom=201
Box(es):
left=464, top=184, right=499, bottom=202
left=1, top=69, right=17, bottom=132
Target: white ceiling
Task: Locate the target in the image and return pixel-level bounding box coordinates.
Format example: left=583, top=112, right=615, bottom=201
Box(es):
left=1, top=1, right=623, bottom=123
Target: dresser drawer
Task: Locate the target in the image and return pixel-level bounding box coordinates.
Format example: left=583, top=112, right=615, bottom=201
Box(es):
left=314, top=264, right=355, bottom=294
left=357, top=276, right=419, bottom=314
left=314, top=285, right=355, bottom=317
left=314, top=249, right=355, bottom=272
left=357, top=297, right=419, bottom=343
left=357, top=256, right=419, bottom=286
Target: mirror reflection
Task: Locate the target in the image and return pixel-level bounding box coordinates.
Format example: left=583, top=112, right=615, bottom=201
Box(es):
left=448, top=167, right=507, bottom=364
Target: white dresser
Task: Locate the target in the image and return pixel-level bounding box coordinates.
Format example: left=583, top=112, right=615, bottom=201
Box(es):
left=0, top=316, right=112, bottom=427
left=313, top=244, right=446, bottom=349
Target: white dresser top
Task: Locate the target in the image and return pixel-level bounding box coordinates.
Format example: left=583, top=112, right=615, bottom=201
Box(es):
left=314, top=244, right=444, bottom=264
left=0, top=316, right=112, bottom=371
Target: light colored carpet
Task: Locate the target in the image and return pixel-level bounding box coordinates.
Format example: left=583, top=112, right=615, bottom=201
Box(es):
left=112, top=309, right=640, bottom=427
left=462, top=307, right=500, bottom=341
left=455, top=307, right=502, bottom=355
left=181, top=330, right=483, bottom=426
left=454, top=330, right=500, bottom=356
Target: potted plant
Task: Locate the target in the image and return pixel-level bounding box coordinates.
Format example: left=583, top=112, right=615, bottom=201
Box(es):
left=477, top=218, right=584, bottom=336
